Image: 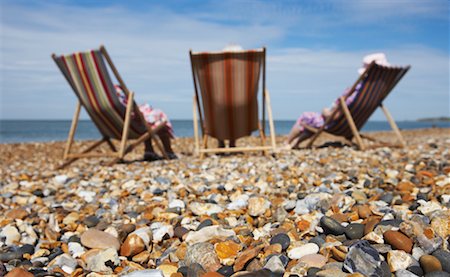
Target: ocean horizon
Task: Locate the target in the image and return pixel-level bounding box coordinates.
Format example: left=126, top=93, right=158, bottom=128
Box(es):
left=1, top=119, right=449, bottom=144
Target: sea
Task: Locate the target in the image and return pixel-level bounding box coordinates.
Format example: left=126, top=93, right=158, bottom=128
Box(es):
left=0, top=120, right=449, bottom=144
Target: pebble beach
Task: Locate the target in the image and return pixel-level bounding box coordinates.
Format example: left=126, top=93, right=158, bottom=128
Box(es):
left=1, top=128, right=449, bottom=277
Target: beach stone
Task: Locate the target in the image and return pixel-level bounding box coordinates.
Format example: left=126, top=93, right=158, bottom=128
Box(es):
left=343, top=240, right=382, bottom=276
left=288, top=243, right=319, bottom=260
left=357, top=205, right=372, bottom=219
left=190, top=202, right=223, bottom=216
left=217, top=265, right=234, bottom=277
left=377, top=219, right=403, bottom=228
left=121, top=269, right=164, bottom=276
left=202, top=272, right=223, bottom=277
left=352, top=190, right=367, bottom=204
left=307, top=267, right=321, bottom=277
left=80, top=229, right=120, bottom=250
left=0, top=251, right=21, bottom=262
left=433, top=250, right=450, bottom=273
left=424, top=272, right=450, bottom=277
left=407, top=266, right=424, bottom=276
left=157, top=264, right=178, bottom=276
left=320, top=216, right=345, bottom=235
left=83, top=215, right=100, bottom=227
left=395, top=269, right=419, bottom=277
left=299, top=254, right=327, bottom=268
left=387, top=250, right=414, bottom=272
left=0, top=225, right=20, bottom=245
left=270, top=233, right=290, bottom=251
left=174, top=226, right=189, bottom=239
left=5, top=208, right=28, bottom=220
left=384, top=230, right=413, bottom=253
left=186, top=263, right=206, bottom=276
left=5, top=268, right=33, bottom=277
left=185, top=242, right=221, bottom=272
left=185, top=225, right=235, bottom=245
left=85, top=248, right=119, bottom=273
left=215, top=240, right=240, bottom=260
left=197, top=219, right=214, bottom=230
left=316, top=267, right=348, bottom=277
left=420, top=255, right=443, bottom=273
left=264, top=255, right=285, bottom=274
left=120, top=234, right=145, bottom=257
left=248, top=197, right=270, bottom=217
left=309, top=236, right=326, bottom=247
left=345, top=223, right=365, bottom=240
left=234, top=245, right=263, bottom=272
left=177, top=266, right=188, bottom=276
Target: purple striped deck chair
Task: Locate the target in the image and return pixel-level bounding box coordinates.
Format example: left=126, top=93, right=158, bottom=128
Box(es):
left=304, top=62, right=410, bottom=150
left=52, top=45, right=167, bottom=168
left=189, top=48, right=276, bottom=157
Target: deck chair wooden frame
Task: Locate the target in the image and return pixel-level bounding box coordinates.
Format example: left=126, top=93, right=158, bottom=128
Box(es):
left=52, top=45, right=167, bottom=168
left=304, top=61, right=410, bottom=150
left=189, top=47, right=276, bottom=158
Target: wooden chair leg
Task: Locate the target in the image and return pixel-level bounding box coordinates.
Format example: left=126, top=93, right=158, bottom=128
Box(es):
left=57, top=139, right=106, bottom=169
left=265, top=90, right=277, bottom=151
left=200, top=135, right=208, bottom=159
left=380, top=104, right=406, bottom=147
left=193, top=95, right=200, bottom=157
left=339, top=97, right=365, bottom=150
left=118, top=92, right=134, bottom=159
left=105, top=139, right=117, bottom=152
left=258, top=122, right=267, bottom=155
left=63, top=102, right=81, bottom=160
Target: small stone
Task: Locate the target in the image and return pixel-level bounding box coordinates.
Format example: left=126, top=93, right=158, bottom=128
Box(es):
left=395, top=269, right=419, bottom=277
left=407, top=265, right=424, bottom=276
left=299, top=254, right=327, bottom=268
left=174, top=226, right=189, bottom=239
left=217, top=265, right=234, bottom=277
left=357, top=205, right=372, bottom=219
left=80, top=229, right=120, bottom=250
left=62, top=212, right=79, bottom=225
left=234, top=245, right=263, bottom=272
left=5, top=268, right=34, bottom=277
left=215, top=240, right=241, bottom=260
left=197, top=219, right=214, bottom=230
left=384, top=230, right=413, bottom=253
left=5, top=208, right=29, bottom=220
left=157, top=264, right=178, bottom=276
left=121, top=269, right=164, bottom=276
left=185, top=242, right=221, bottom=272
left=320, top=216, right=345, bottom=235
left=352, top=190, right=367, bottom=204
left=264, top=255, right=285, bottom=274
left=202, top=272, right=224, bottom=277
left=288, top=243, right=319, bottom=260
left=248, top=197, right=271, bottom=217
left=83, top=215, right=100, bottom=227
left=185, top=226, right=235, bottom=245
left=423, top=272, right=450, bottom=277
left=186, top=263, right=206, bottom=277
left=432, top=250, right=450, bottom=273
left=0, top=225, right=20, bottom=245
left=270, top=233, right=290, bottom=251
left=190, top=202, right=223, bottom=216
left=120, top=234, right=146, bottom=257
left=309, top=236, right=326, bottom=247
left=387, top=250, right=414, bottom=272
left=343, top=240, right=382, bottom=276
left=345, top=223, right=365, bottom=240
left=85, top=248, right=120, bottom=273
left=420, top=255, right=443, bottom=273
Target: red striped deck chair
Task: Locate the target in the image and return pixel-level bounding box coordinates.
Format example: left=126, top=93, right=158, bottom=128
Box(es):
left=304, top=62, right=410, bottom=150
left=189, top=47, right=276, bottom=157
left=52, top=45, right=167, bottom=168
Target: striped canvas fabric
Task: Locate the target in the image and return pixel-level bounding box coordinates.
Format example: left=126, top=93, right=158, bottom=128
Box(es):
left=53, top=50, right=147, bottom=140
left=326, top=64, right=410, bottom=139
left=191, top=50, right=264, bottom=140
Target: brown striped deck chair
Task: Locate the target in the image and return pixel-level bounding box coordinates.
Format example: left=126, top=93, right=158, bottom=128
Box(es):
left=304, top=61, right=410, bottom=150
left=189, top=47, right=276, bottom=157
left=52, top=45, right=167, bottom=168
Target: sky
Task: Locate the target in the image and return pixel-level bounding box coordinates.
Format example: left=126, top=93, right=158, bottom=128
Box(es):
left=0, top=0, right=449, bottom=121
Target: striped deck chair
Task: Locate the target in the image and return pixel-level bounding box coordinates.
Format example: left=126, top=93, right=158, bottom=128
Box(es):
left=52, top=45, right=167, bottom=168
left=189, top=47, right=276, bottom=157
left=304, top=61, right=410, bottom=150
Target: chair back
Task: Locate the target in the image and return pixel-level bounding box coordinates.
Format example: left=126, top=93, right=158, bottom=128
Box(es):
left=326, top=63, right=410, bottom=139
left=190, top=49, right=265, bottom=140
left=53, top=49, right=147, bottom=139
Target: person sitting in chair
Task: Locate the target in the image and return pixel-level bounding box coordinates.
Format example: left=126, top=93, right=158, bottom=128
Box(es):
left=115, top=85, right=177, bottom=161
left=287, top=53, right=390, bottom=149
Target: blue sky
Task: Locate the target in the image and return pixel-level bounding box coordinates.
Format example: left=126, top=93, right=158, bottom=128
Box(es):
left=0, top=0, right=448, bottom=120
